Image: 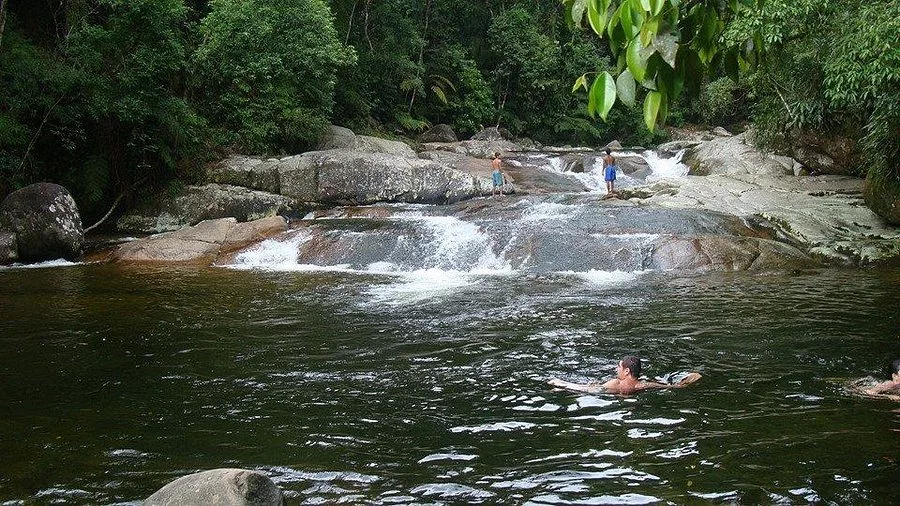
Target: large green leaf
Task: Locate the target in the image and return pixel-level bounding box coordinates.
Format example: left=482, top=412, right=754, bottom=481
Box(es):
left=572, top=74, right=589, bottom=93
left=626, top=37, right=647, bottom=82
left=586, top=0, right=609, bottom=36
left=616, top=69, right=637, bottom=107
left=590, top=71, right=617, bottom=121
left=643, top=90, right=661, bottom=131
left=619, top=1, right=636, bottom=39
left=638, top=0, right=651, bottom=12
left=572, top=0, right=587, bottom=24
left=652, top=33, right=678, bottom=69
left=650, top=0, right=665, bottom=16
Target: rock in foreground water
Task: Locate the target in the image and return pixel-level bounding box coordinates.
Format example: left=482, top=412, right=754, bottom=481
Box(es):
left=0, top=182, right=83, bottom=262
left=145, top=468, right=284, bottom=506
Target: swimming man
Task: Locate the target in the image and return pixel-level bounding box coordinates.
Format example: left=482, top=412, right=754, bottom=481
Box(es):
left=863, top=358, right=900, bottom=396
left=548, top=355, right=702, bottom=395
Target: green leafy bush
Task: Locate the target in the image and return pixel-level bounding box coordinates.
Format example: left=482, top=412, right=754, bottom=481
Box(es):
left=193, top=0, right=355, bottom=154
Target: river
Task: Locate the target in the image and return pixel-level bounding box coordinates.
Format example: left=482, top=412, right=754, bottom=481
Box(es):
left=1, top=260, right=898, bottom=504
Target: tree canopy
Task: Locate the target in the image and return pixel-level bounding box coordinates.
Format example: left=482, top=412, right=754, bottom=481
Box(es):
left=0, top=0, right=897, bottom=222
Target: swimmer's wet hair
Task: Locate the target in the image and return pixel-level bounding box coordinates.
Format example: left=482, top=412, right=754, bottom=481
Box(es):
left=622, top=355, right=641, bottom=378
left=892, top=359, right=900, bottom=375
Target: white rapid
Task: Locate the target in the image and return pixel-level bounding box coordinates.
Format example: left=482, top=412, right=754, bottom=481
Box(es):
left=533, top=149, right=689, bottom=191
left=224, top=203, right=652, bottom=305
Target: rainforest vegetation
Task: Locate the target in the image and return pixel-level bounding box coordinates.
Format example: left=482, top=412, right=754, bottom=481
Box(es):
left=0, top=0, right=897, bottom=222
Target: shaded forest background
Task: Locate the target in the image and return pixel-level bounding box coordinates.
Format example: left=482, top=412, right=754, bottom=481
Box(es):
left=0, top=0, right=897, bottom=224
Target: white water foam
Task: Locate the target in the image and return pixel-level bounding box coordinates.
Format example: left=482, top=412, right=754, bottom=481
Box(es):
left=643, top=149, right=689, bottom=180
left=556, top=269, right=649, bottom=287
left=0, top=258, right=79, bottom=270
left=228, top=231, right=312, bottom=271
left=520, top=201, right=578, bottom=222
left=363, top=268, right=478, bottom=306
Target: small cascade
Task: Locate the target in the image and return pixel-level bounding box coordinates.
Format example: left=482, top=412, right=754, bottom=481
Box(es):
left=643, top=149, right=689, bottom=180
left=535, top=148, right=689, bottom=191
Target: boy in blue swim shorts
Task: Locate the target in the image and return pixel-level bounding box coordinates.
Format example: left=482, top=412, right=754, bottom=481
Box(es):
left=603, top=148, right=617, bottom=195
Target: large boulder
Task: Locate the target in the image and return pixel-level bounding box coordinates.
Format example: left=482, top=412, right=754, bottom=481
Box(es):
left=419, top=124, right=458, bottom=143
left=0, top=182, right=83, bottom=261
left=112, top=216, right=288, bottom=264
left=683, top=133, right=795, bottom=176
left=317, top=125, right=358, bottom=150
left=279, top=150, right=489, bottom=205
left=117, top=184, right=297, bottom=234
left=420, top=139, right=523, bottom=159
left=615, top=153, right=651, bottom=175
left=145, top=468, right=284, bottom=506
left=470, top=126, right=505, bottom=141
left=0, top=232, right=17, bottom=264
left=356, top=135, right=416, bottom=157
left=863, top=172, right=900, bottom=225
left=206, top=155, right=282, bottom=194
left=317, top=125, right=415, bottom=157
left=656, top=140, right=703, bottom=158
left=789, top=129, right=861, bottom=175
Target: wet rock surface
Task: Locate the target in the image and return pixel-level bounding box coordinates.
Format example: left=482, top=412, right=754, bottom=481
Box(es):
left=117, top=184, right=297, bottom=234
left=0, top=183, right=84, bottom=261
left=145, top=468, right=284, bottom=506
left=112, top=216, right=287, bottom=264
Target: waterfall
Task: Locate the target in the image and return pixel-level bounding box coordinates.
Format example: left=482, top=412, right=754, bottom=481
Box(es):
left=536, top=148, right=689, bottom=191
left=642, top=149, right=689, bottom=180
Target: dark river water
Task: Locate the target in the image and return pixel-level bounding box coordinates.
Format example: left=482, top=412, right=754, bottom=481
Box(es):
left=0, top=263, right=898, bottom=504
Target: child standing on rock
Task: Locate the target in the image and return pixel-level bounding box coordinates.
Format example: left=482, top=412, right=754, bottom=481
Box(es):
left=603, top=148, right=617, bottom=196
left=491, top=152, right=506, bottom=198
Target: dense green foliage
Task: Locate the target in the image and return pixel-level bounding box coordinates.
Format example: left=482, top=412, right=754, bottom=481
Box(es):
left=731, top=0, right=899, bottom=185
left=194, top=0, right=354, bottom=153
left=1, top=0, right=897, bottom=222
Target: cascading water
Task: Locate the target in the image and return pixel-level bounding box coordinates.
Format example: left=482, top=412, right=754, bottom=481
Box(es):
left=534, top=149, right=689, bottom=191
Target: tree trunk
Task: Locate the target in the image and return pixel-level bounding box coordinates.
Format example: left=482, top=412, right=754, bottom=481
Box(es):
left=0, top=0, right=8, bottom=52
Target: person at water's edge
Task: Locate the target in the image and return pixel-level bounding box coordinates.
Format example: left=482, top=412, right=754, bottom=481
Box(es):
left=603, top=148, right=617, bottom=196
left=863, top=358, right=900, bottom=396
left=548, top=356, right=702, bottom=395
left=491, top=152, right=506, bottom=198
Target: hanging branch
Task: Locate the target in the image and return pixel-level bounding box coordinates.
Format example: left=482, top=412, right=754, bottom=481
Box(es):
left=83, top=177, right=148, bottom=234
left=16, top=93, right=67, bottom=177
left=0, top=0, right=8, bottom=52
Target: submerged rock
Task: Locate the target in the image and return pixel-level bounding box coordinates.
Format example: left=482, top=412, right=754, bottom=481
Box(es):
left=145, top=468, right=284, bottom=506
left=117, top=184, right=297, bottom=234
left=0, top=182, right=83, bottom=262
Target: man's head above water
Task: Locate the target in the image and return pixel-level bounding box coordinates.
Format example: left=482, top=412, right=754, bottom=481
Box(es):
left=619, top=356, right=641, bottom=380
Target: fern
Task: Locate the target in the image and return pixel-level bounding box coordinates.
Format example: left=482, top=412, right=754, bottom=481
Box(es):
left=394, top=111, right=429, bottom=132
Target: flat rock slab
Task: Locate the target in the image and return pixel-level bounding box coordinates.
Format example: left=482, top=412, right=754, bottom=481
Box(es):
left=112, top=216, right=287, bottom=264
left=625, top=174, right=900, bottom=265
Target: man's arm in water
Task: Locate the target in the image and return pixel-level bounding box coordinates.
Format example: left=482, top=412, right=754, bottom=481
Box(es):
left=547, top=377, right=617, bottom=393
left=637, top=372, right=703, bottom=390
left=863, top=381, right=900, bottom=396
